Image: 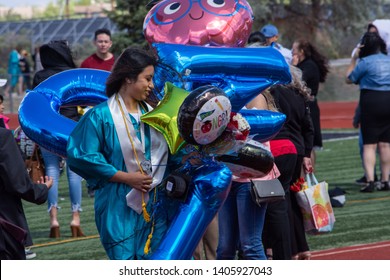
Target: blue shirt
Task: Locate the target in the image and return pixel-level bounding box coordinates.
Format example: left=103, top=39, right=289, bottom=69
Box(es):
left=348, top=53, right=390, bottom=91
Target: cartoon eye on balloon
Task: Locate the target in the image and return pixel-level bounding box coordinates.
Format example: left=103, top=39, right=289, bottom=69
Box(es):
left=144, top=0, right=254, bottom=47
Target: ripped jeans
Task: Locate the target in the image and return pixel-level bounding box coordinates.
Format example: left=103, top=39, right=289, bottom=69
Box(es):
left=41, top=148, right=83, bottom=213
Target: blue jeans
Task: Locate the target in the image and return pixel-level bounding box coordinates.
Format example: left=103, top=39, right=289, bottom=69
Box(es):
left=41, top=148, right=83, bottom=212
left=217, top=181, right=267, bottom=260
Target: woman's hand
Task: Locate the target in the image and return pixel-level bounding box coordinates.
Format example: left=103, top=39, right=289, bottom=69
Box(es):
left=302, top=157, right=313, bottom=173
left=110, top=170, right=153, bottom=192
left=126, top=171, right=153, bottom=193
left=37, top=176, right=53, bottom=189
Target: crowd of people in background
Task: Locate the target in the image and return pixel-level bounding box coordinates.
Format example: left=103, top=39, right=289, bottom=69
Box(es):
left=1, top=18, right=389, bottom=261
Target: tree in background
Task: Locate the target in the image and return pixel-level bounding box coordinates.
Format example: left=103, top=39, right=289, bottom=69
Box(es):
left=106, top=0, right=389, bottom=58
left=106, top=0, right=149, bottom=55
left=252, top=0, right=388, bottom=57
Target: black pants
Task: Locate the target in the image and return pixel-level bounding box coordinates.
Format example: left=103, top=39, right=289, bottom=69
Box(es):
left=262, top=153, right=296, bottom=260
left=308, top=100, right=322, bottom=148
left=289, top=155, right=310, bottom=255
left=0, top=228, right=26, bottom=260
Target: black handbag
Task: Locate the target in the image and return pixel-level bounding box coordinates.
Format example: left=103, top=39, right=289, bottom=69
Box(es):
left=250, top=178, right=285, bottom=205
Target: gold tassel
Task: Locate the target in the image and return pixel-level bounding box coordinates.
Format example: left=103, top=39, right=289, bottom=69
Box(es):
left=77, top=106, right=85, bottom=115
left=142, top=200, right=151, bottom=223
left=144, top=232, right=153, bottom=255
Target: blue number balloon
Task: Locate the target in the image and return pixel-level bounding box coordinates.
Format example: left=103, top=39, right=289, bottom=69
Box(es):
left=152, top=43, right=292, bottom=112
left=151, top=160, right=232, bottom=260
left=18, top=69, right=109, bottom=157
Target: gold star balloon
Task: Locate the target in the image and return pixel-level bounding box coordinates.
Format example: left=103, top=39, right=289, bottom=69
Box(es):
left=141, top=82, right=189, bottom=154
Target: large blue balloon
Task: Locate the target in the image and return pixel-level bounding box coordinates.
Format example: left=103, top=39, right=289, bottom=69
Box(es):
left=239, top=109, right=286, bottom=142
left=152, top=43, right=292, bottom=112
left=151, top=160, right=232, bottom=260
left=18, top=69, right=109, bottom=157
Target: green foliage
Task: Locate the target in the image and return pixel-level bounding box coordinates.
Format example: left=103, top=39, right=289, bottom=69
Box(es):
left=106, top=0, right=149, bottom=46
left=42, top=3, right=62, bottom=18
left=111, top=32, right=147, bottom=57
left=75, top=0, right=93, bottom=5
left=0, top=9, right=23, bottom=21
left=245, top=0, right=388, bottom=57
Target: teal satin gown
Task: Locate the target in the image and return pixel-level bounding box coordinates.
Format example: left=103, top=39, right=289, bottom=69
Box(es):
left=67, top=101, right=169, bottom=260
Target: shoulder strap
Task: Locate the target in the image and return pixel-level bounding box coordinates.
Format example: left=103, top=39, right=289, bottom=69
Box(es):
left=31, top=144, right=39, bottom=161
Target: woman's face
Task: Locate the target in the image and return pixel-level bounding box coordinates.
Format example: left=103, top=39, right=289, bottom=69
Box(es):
left=368, top=26, right=378, bottom=33
left=292, top=42, right=304, bottom=64
left=127, top=65, right=155, bottom=101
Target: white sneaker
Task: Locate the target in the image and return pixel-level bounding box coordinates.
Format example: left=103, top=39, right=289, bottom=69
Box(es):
left=25, top=248, right=36, bottom=259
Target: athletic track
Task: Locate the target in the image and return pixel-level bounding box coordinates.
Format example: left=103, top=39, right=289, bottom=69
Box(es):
left=5, top=101, right=390, bottom=259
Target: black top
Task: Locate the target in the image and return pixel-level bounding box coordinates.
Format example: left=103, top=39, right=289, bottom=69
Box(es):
left=270, top=85, right=314, bottom=157
left=19, top=57, right=31, bottom=74
left=32, top=41, right=80, bottom=121
left=0, top=128, right=48, bottom=250
left=296, top=58, right=320, bottom=97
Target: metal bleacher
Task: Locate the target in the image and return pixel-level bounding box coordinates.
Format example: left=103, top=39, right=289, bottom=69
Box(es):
left=0, top=16, right=118, bottom=47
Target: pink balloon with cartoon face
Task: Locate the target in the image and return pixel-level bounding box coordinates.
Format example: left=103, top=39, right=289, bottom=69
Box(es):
left=143, top=0, right=253, bottom=47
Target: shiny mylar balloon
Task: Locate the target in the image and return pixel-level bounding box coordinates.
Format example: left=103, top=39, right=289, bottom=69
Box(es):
left=144, top=0, right=254, bottom=47
left=216, top=139, right=274, bottom=178
left=141, top=82, right=189, bottom=154
left=239, top=109, right=287, bottom=142
left=151, top=160, right=232, bottom=260
left=18, top=69, right=109, bottom=157
left=152, top=43, right=292, bottom=112
left=178, top=85, right=231, bottom=145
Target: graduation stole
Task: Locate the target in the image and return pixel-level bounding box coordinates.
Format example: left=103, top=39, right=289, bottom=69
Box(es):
left=108, top=94, right=152, bottom=218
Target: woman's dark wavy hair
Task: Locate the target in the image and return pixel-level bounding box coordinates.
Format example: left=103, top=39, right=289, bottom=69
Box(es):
left=359, top=31, right=388, bottom=58
left=105, top=46, right=158, bottom=99
left=294, top=39, right=330, bottom=83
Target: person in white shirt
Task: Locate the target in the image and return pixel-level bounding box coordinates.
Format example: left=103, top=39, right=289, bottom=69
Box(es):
left=260, top=24, right=292, bottom=64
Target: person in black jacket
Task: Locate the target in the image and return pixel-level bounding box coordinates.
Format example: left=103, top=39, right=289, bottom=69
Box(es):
left=292, top=39, right=329, bottom=171
left=0, top=127, right=52, bottom=259
left=246, top=65, right=314, bottom=260
left=32, top=40, right=85, bottom=239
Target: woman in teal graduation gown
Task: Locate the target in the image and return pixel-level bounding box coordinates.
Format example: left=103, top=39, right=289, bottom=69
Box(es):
left=67, top=47, right=169, bottom=260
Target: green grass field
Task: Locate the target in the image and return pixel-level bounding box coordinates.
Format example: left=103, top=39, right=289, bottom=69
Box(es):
left=23, top=132, right=390, bottom=259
